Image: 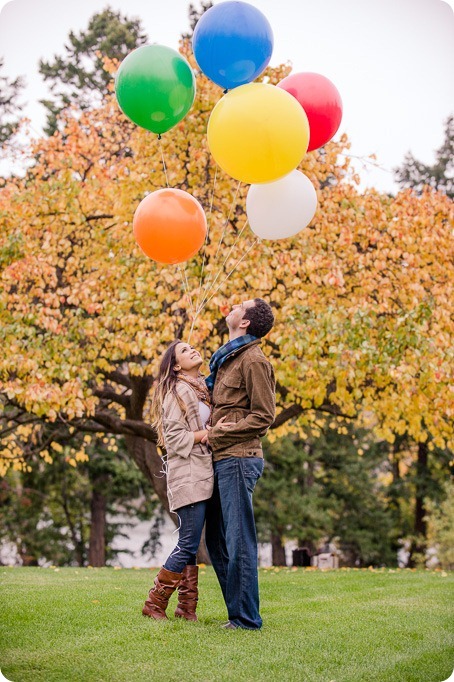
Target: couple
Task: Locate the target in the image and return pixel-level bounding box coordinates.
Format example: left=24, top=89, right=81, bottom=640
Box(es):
left=142, top=297, right=275, bottom=630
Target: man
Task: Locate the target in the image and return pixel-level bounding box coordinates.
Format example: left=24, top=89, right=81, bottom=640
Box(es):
left=205, top=297, right=276, bottom=630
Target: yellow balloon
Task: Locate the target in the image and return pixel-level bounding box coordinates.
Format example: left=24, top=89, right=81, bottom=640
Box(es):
left=207, top=83, right=309, bottom=184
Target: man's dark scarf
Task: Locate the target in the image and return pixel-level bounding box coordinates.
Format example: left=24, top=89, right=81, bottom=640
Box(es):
left=205, top=334, right=257, bottom=392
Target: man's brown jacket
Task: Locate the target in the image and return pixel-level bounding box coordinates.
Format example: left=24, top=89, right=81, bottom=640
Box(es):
left=208, top=339, right=275, bottom=461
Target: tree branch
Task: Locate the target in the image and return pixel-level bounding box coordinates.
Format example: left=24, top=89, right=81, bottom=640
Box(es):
left=85, top=214, right=114, bottom=221
left=105, top=370, right=132, bottom=389
left=93, top=410, right=157, bottom=441
left=94, top=388, right=130, bottom=408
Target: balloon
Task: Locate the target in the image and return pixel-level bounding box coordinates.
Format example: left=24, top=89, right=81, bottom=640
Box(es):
left=246, top=170, right=317, bottom=239
left=277, top=72, right=342, bottom=152
left=115, top=45, right=196, bottom=135
left=133, top=189, right=207, bottom=264
left=207, top=83, right=309, bottom=184
left=192, top=1, right=273, bottom=90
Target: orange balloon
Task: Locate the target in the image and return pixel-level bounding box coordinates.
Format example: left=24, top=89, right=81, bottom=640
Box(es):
left=133, top=188, right=207, bottom=264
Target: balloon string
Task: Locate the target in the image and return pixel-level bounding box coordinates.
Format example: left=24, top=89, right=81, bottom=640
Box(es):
left=195, top=217, right=249, bottom=315
left=198, top=180, right=241, bottom=303
left=197, top=236, right=259, bottom=316
left=194, top=163, right=218, bottom=316
left=177, top=264, right=195, bottom=326
left=158, top=136, right=169, bottom=187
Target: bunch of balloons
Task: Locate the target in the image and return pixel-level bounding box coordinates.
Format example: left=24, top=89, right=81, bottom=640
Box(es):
left=115, top=0, right=343, bottom=262
left=195, top=2, right=342, bottom=241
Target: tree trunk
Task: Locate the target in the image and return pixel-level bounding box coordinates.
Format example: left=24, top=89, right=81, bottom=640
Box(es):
left=415, top=441, right=428, bottom=537
left=60, top=483, right=85, bottom=566
left=88, top=484, right=107, bottom=567
left=408, top=441, right=429, bottom=566
left=271, top=532, right=287, bottom=566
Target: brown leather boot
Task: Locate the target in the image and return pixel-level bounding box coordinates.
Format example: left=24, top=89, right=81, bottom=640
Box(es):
left=174, top=564, right=199, bottom=621
left=142, top=567, right=182, bottom=620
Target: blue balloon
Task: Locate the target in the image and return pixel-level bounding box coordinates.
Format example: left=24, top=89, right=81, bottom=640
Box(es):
left=192, top=1, right=274, bottom=90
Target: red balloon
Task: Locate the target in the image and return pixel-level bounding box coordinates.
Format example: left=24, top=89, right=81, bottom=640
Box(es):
left=277, top=72, right=342, bottom=152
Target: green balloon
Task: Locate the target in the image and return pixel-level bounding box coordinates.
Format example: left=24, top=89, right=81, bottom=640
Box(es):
left=115, top=45, right=196, bottom=135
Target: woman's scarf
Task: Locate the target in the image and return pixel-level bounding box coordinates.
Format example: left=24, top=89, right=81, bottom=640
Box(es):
left=177, top=372, right=212, bottom=409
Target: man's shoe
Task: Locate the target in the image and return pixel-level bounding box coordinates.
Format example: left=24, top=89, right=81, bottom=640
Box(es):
left=221, top=621, right=238, bottom=630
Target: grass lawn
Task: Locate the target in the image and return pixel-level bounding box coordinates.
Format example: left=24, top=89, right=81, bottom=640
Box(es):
left=1, top=566, right=453, bottom=682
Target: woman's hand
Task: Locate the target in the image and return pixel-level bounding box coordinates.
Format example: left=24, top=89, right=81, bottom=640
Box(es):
left=194, top=429, right=208, bottom=444
left=215, top=415, right=236, bottom=430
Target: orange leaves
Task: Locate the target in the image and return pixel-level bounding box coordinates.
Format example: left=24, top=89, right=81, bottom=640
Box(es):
left=0, top=56, right=453, bottom=470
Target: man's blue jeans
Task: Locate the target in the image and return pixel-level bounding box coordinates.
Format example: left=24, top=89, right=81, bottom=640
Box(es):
left=205, top=456, right=264, bottom=629
left=163, top=500, right=207, bottom=574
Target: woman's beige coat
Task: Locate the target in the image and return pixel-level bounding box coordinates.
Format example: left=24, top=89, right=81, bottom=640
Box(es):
left=162, top=381, right=213, bottom=512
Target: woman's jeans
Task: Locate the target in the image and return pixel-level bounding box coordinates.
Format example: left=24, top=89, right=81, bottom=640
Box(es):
left=163, top=500, right=207, bottom=574
left=205, top=456, right=264, bottom=630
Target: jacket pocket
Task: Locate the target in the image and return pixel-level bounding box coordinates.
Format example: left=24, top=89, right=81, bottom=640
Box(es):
left=220, top=369, right=242, bottom=388
left=190, top=452, right=213, bottom=483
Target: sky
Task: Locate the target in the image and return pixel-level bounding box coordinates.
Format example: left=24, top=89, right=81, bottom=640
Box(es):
left=0, top=0, right=453, bottom=193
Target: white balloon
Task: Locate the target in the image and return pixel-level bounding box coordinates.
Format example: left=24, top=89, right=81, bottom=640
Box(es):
left=246, top=170, right=317, bottom=240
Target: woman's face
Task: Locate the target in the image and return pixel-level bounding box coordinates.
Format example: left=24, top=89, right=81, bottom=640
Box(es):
left=174, top=343, right=203, bottom=372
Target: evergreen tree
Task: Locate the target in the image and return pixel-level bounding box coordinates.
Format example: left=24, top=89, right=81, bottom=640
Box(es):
left=255, top=435, right=333, bottom=565
left=426, top=480, right=454, bottom=570
left=394, top=115, right=454, bottom=198
left=39, top=8, right=148, bottom=135
left=0, top=58, right=25, bottom=145
left=0, top=437, right=158, bottom=567
left=181, top=1, right=213, bottom=40
left=256, top=426, right=397, bottom=567
left=319, top=428, right=395, bottom=566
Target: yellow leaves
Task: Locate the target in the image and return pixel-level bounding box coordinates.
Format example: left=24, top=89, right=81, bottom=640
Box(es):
left=312, top=386, right=327, bottom=408
left=51, top=442, right=63, bottom=453
left=39, top=449, right=53, bottom=464
left=0, top=64, right=453, bottom=454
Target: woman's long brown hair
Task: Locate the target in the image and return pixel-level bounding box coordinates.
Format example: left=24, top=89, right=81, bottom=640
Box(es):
left=150, top=339, right=187, bottom=447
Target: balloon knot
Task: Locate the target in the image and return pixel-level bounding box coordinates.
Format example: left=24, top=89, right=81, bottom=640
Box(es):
left=223, top=89, right=228, bottom=94
left=157, top=134, right=162, bottom=140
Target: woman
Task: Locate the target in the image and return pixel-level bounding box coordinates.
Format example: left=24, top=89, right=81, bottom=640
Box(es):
left=142, top=339, right=213, bottom=622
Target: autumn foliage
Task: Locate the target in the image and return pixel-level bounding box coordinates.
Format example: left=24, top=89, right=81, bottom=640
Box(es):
left=1, top=50, right=453, bottom=490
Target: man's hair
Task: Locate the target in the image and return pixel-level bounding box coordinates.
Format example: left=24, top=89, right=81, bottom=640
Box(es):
left=243, top=298, right=275, bottom=338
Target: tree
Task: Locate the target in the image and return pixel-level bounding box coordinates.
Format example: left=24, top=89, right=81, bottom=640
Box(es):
left=0, top=44, right=453, bottom=546
left=426, top=480, right=454, bottom=570
left=394, top=115, right=454, bottom=198
left=182, top=1, right=213, bottom=40
left=0, top=58, right=25, bottom=145
left=255, top=433, right=333, bottom=566
left=256, top=426, right=396, bottom=567
left=39, top=8, right=148, bottom=135
left=0, top=435, right=158, bottom=567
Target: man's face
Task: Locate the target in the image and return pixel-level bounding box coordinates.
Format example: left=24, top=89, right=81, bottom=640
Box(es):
left=225, top=299, right=255, bottom=331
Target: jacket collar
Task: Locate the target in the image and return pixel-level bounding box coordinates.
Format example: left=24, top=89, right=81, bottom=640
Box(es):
left=221, top=337, right=261, bottom=362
